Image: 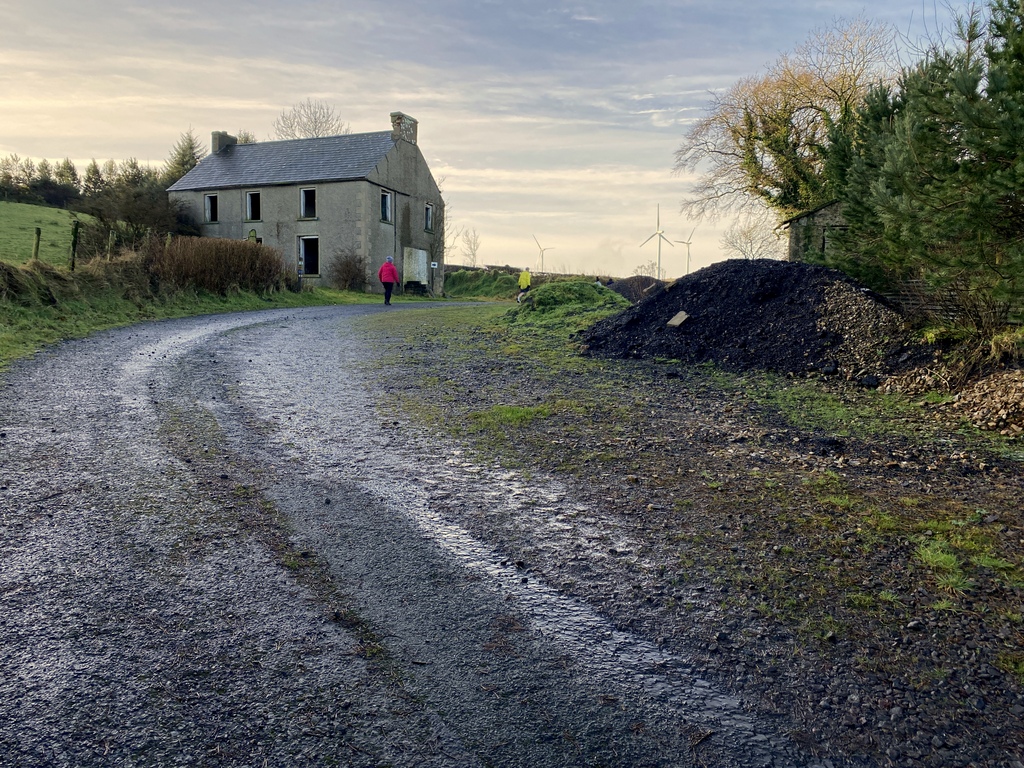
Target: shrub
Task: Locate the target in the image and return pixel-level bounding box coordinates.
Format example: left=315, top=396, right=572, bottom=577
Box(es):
left=323, top=247, right=366, bottom=291
left=150, top=236, right=287, bottom=295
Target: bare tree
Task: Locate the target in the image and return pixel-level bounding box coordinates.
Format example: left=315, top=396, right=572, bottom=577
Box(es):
left=461, top=228, right=481, bottom=267
left=273, top=98, right=351, bottom=139
left=235, top=129, right=257, bottom=144
left=633, top=260, right=665, bottom=280
left=429, top=176, right=461, bottom=273
left=674, top=17, right=898, bottom=220
left=720, top=207, right=788, bottom=260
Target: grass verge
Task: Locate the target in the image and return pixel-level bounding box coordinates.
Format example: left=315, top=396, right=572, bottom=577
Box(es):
left=0, top=257, right=377, bottom=370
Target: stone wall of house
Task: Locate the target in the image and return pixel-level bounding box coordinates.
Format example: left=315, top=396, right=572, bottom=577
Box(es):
left=364, top=140, right=444, bottom=295
left=786, top=203, right=846, bottom=262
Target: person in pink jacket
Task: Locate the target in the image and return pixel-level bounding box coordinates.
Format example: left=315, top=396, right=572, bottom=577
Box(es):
left=377, top=256, right=399, bottom=305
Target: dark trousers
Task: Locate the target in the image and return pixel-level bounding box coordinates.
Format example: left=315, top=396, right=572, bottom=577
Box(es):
left=382, top=282, right=394, bottom=304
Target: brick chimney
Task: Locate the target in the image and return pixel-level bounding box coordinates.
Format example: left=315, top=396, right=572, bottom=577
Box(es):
left=390, top=112, right=418, bottom=145
left=212, top=131, right=237, bottom=153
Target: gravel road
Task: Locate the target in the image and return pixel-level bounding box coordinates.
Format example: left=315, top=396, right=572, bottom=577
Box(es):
left=0, top=305, right=828, bottom=768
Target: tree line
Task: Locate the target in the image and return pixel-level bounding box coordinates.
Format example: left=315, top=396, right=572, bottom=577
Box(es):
left=0, top=99, right=351, bottom=261
left=0, top=128, right=214, bottom=258
left=677, top=0, right=1024, bottom=333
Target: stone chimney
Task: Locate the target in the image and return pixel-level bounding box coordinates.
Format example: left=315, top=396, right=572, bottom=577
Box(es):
left=212, top=131, right=237, bottom=154
left=390, top=112, right=418, bottom=145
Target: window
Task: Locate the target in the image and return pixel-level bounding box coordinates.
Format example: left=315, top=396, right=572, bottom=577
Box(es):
left=380, top=190, right=392, bottom=223
left=204, top=194, right=219, bottom=223
left=300, top=188, right=317, bottom=219
left=424, top=203, right=434, bottom=232
left=246, top=191, right=261, bottom=221
left=299, top=236, right=320, bottom=276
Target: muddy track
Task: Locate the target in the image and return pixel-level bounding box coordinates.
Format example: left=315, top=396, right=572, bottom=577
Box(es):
left=0, top=306, right=824, bottom=768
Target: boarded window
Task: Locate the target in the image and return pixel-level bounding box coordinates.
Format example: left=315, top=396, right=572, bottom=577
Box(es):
left=301, top=188, right=317, bottom=218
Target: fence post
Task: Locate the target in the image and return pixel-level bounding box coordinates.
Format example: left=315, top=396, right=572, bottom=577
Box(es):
left=32, top=227, right=41, bottom=261
left=69, top=221, right=80, bottom=272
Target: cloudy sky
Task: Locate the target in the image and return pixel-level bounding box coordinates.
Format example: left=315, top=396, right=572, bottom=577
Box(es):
left=1, top=0, right=956, bottom=276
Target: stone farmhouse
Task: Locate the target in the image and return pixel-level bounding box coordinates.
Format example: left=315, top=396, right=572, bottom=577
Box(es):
left=167, top=112, right=444, bottom=295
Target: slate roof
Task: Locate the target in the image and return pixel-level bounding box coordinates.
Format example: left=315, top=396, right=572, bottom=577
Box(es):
left=167, top=131, right=397, bottom=192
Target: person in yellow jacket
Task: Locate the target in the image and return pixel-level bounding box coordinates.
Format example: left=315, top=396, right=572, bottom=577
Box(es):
left=517, top=267, right=531, bottom=304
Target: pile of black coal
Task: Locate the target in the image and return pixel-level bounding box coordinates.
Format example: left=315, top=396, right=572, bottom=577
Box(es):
left=580, top=259, right=918, bottom=383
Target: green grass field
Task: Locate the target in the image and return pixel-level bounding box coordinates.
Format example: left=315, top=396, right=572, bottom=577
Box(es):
left=0, top=201, right=82, bottom=266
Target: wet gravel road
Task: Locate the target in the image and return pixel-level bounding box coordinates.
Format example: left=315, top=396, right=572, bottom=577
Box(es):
left=1, top=305, right=834, bottom=767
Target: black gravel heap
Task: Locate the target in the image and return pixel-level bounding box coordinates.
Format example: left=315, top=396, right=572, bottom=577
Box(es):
left=582, top=259, right=917, bottom=382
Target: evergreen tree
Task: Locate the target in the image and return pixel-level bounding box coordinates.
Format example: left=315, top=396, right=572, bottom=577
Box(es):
left=78, top=156, right=179, bottom=252
left=35, top=159, right=53, bottom=182
left=54, top=158, right=80, bottom=189
left=82, top=160, right=105, bottom=197
left=833, top=1, right=1024, bottom=330
left=161, top=128, right=207, bottom=186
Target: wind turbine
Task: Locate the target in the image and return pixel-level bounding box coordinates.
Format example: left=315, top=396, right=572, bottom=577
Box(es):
left=533, top=235, right=555, bottom=272
left=675, top=226, right=697, bottom=275
left=639, top=204, right=673, bottom=279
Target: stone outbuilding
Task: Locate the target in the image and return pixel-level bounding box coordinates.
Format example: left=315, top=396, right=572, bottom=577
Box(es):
left=781, top=200, right=846, bottom=263
left=167, top=112, right=444, bottom=295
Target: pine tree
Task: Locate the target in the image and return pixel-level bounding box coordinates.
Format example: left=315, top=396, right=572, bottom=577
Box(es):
left=54, top=158, right=80, bottom=189
left=82, top=160, right=105, bottom=197
left=833, top=1, right=1024, bottom=330
left=162, top=128, right=207, bottom=186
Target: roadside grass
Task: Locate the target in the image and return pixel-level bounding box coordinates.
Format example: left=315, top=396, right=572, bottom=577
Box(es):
left=0, top=256, right=377, bottom=371
left=359, top=284, right=625, bottom=419
left=996, top=653, right=1024, bottom=684
left=0, top=201, right=85, bottom=267
left=443, top=268, right=519, bottom=299
left=468, top=404, right=553, bottom=432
